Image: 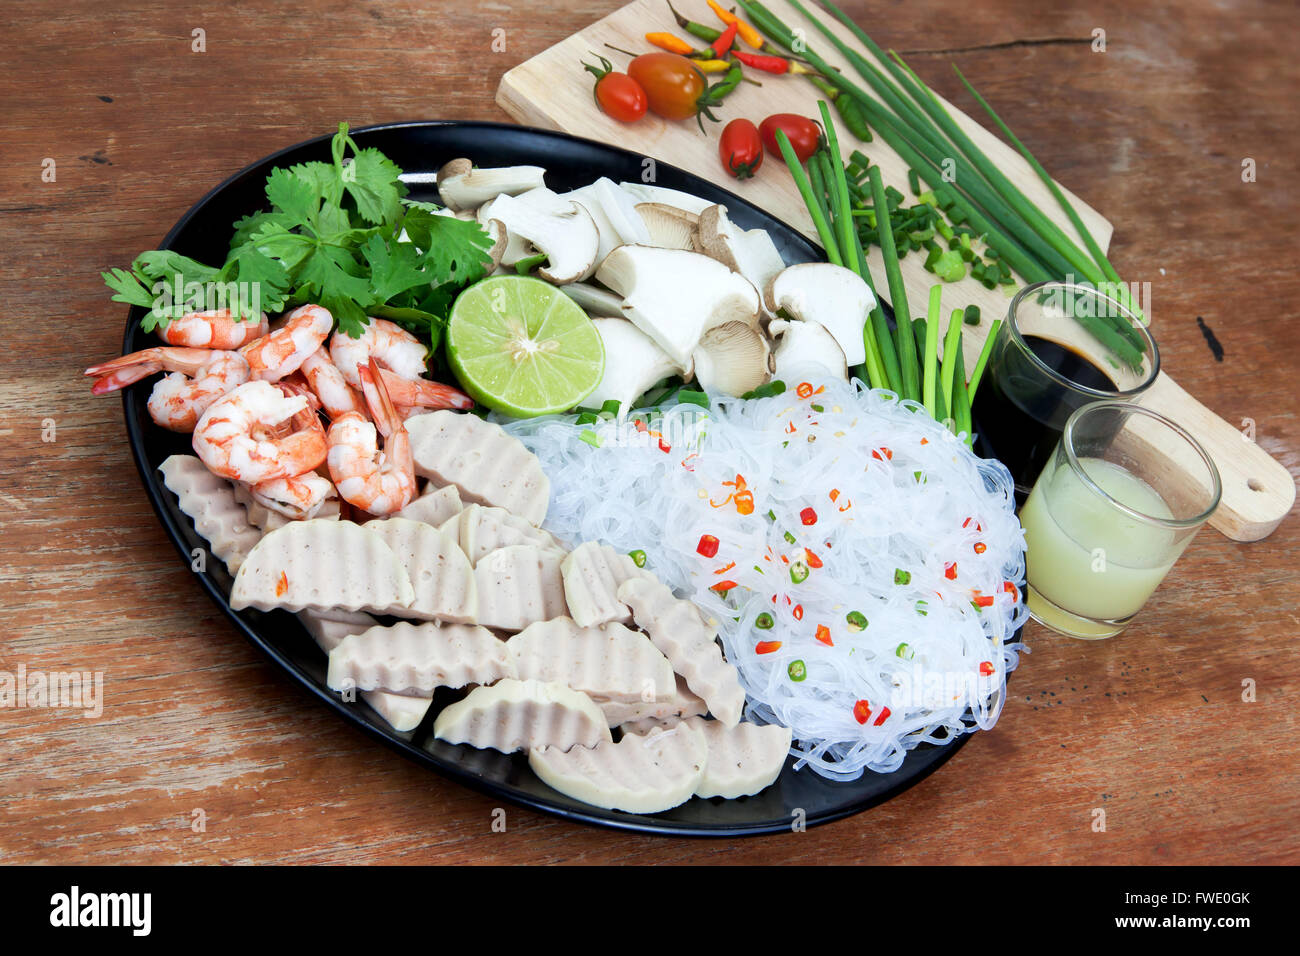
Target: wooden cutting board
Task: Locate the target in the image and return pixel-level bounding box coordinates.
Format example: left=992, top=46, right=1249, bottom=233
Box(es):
left=496, top=0, right=1295, bottom=541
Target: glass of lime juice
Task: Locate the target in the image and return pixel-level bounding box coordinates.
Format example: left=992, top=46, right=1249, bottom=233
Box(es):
left=1020, top=401, right=1222, bottom=639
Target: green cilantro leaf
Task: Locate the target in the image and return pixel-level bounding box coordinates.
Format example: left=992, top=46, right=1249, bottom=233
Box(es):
left=360, top=232, right=432, bottom=302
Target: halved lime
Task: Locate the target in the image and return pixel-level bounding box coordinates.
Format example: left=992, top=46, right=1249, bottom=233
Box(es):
left=446, top=275, right=605, bottom=417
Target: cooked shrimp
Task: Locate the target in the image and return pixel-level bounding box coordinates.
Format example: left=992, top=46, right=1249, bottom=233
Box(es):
left=193, top=380, right=328, bottom=484
left=248, top=471, right=336, bottom=520
left=329, top=318, right=427, bottom=389
left=300, top=347, right=365, bottom=419
left=327, top=357, right=416, bottom=516
left=240, top=304, right=333, bottom=381
left=377, top=367, right=474, bottom=411
left=85, top=347, right=250, bottom=432
left=156, top=309, right=268, bottom=349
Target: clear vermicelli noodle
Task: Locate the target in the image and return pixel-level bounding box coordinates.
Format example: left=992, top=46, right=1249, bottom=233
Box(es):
left=500, top=368, right=1029, bottom=780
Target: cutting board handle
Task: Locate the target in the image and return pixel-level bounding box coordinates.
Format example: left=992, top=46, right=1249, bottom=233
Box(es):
left=1135, top=371, right=1295, bottom=541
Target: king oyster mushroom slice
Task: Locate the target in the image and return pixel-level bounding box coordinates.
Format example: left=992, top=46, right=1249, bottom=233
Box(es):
left=692, top=320, right=772, bottom=397
left=597, top=245, right=761, bottom=368
left=695, top=205, right=787, bottom=312
left=593, top=177, right=651, bottom=245
left=476, top=192, right=600, bottom=284
left=586, top=318, right=683, bottom=412
left=769, top=318, right=848, bottom=380
left=635, top=203, right=699, bottom=251
left=558, top=184, right=623, bottom=272
left=559, top=282, right=624, bottom=318
left=436, top=159, right=546, bottom=212
left=478, top=187, right=573, bottom=267
left=766, top=263, right=873, bottom=368
left=617, top=182, right=714, bottom=217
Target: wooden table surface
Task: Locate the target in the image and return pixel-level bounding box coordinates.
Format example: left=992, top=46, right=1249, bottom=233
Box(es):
left=2, top=0, right=1297, bottom=865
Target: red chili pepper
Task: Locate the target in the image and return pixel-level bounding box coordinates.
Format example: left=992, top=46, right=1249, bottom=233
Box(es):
left=873, top=706, right=890, bottom=726
left=792, top=604, right=804, bottom=620
left=979, top=661, right=995, bottom=676
left=710, top=20, right=738, bottom=56
left=963, top=517, right=983, bottom=532
left=711, top=579, right=738, bottom=592
left=800, top=507, right=817, bottom=525
left=796, top=381, right=814, bottom=399
left=853, top=700, right=872, bottom=724
left=974, top=542, right=987, bottom=554
left=731, top=49, right=790, bottom=74
left=1004, top=580, right=1019, bottom=601
left=872, top=446, right=893, bottom=461
left=814, top=624, right=833, bottom=646
left=804, top=549, right=823, bottom=569
left=697, top=534, right=719, bottom=558
left=973, top=592, right=995, bottom=608
left=755, top=640, right=782, bottom=654
left=944, top=562, right=957, bottom=580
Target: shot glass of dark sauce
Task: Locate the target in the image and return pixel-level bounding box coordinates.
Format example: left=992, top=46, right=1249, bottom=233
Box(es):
left=971, top=281, right=1159, bottom=500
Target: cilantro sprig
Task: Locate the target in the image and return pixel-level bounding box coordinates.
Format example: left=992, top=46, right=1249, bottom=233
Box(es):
left=103, top=123, right=495, bottom=344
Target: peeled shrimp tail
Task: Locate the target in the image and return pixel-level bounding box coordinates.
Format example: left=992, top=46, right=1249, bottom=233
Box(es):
left=377, top=368, right=474, bottom=411
left=85, top=347, right=218, bottom=393
left=327, top=358, right=417, bottom=516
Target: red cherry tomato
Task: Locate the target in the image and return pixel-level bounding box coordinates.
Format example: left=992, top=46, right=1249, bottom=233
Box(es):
left=627, top=53, right=706, bottom=121
left=595, top=72, right=647, bottom=123
left=759, top=113, right=821, bottom=162
left=583, top=55, right=647, bottom=123
left=719, top=119, right=763, bottom=180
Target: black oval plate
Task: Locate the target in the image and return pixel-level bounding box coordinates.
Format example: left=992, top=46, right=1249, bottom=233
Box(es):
left=120, top=121, right=984, bottom=836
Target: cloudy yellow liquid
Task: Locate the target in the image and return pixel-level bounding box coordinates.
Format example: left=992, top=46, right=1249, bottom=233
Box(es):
left=1021, top=457, right=1183, bottom=637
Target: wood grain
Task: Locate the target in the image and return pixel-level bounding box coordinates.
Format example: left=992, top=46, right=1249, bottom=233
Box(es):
left=497, top=0, right=1295, bottom=541
left=1, top=0, right=1297, bottom=865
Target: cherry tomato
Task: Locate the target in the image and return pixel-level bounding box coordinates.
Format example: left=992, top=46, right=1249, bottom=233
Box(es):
left=627, top=53, right=706, bottom=121
left=583, top=55, right=647, bottom=123
left=759, top=113, right=821, bottom=162
left=719, top=119, right=763, bottom=180
left=594, top=71, right=647, bottom=122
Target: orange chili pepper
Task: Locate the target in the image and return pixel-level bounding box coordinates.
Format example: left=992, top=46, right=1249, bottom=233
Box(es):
left=715, top=561, right=737, bottom=575
left=796, top=381, right=814, bottom=399
left=829, top=488, right=840, bottom=502
left=944, top=562, right=958, bottom=580
left=734, top=490, right=755, bottom=515
left=707, top=0, right=763, bottom=48
left=645, top=31, right=695, bottom=55
left=804, top=549, right=823, bottom=569
left=275, top=570, right=289, bottom=597
left=872, top=446, right=894, bottom=461
left=974, top=542, right=987, bottom=554
left=973, top=592, right=995, bottom=608
left=755, top=640, right=782, bottom=655
left=814, top=624, right=833, bottom=646
left=711, top=579, right=738, bottom=592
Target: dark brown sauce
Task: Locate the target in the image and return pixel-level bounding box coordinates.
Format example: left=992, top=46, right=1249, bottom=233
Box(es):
left=972, top=335, right=1117, bottom=496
